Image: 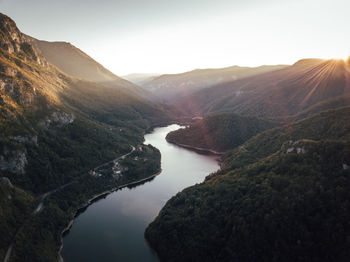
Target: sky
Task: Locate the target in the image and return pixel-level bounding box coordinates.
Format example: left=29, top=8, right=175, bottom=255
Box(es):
left=1, top=0, right=349, bottom=75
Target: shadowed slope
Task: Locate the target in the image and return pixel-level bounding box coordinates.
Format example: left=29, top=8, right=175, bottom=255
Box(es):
left=177, top=59, right=350, bottom=118
left=166, top=113, right=278, bottom=152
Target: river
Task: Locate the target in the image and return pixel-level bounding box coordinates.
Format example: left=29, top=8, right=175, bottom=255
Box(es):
left=61, top=124, right=220, bottom=262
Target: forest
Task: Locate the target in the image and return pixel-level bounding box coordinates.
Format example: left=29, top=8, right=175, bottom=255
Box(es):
left=146, top=106, right=350, bottom=262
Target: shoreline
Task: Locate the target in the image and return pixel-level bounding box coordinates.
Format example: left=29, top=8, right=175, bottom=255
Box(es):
left=166, top=139, right=226, bottom=155
left=57, top=168, right=162, bottom=262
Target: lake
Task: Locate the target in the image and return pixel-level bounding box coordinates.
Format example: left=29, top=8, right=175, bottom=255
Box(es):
left=61, top=124, right=220, bottom=262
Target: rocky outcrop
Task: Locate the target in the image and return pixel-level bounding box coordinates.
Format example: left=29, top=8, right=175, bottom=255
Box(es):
left=1, top=177, right=14, bottom=188
left=282, top=140, right=307, bottom=154
left=39, top=111, right=75, bottom=128
left=0, top=76, right=37, bottom=106
left=0, top=13, right=25, bottom=54
left=0, top=13, right=47, bottom=66
left=0, top=148, right=27, bottom=174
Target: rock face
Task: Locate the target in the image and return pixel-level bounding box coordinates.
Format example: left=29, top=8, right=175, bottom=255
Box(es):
left=0, top=148, right=28, bottom=174
left=39, top=111, right=75, bottom=128
left=0, top=13, right=25, bottom=54
left=282, top=140, right=307, bottom=154
left=0, top=76, right=37, bottom=106
left=1, top=177, right=14, bottom=188
left=0, top=13, right=47, bottom=66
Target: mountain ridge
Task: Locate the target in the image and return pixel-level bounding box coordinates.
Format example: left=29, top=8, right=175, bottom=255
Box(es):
left=141, top=64, right=288, bottom=102
left=175, top=58, right=350, bottom=118
left=25, top=35, right=154, bottom=99
left=0, top=12, right=171, bottom=261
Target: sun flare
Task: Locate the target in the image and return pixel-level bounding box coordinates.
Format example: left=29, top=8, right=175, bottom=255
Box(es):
left=334, top=54, right=350, bottom=61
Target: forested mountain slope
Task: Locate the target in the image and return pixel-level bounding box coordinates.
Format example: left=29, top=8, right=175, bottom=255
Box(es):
left=0, top=13, right=169, bottom=261
left=146, top=106, right=350, bottom=262
left=166, top=113, right=278, bottom=152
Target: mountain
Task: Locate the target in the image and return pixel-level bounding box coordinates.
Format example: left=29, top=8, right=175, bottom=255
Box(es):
left=0, top=13, right=170, bottom=261
left=122, top=73, right=161, bottom=85
left=166, top=113, right=278, bottom=153
left=141, top=65, right=287, bottom=102
left=146, top=106, right=350, bottom=262
left=26, top=37, right=121, bottom=82
left=26, top=36, right=152, bottom=99
left=177, top=58, right=350, bottom=118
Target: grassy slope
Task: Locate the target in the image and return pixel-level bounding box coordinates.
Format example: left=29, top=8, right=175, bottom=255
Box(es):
left=27, top=37, right=154, bottom=99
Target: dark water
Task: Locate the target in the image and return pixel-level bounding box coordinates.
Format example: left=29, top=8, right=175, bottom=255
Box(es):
left=61, top=124, right=220, bottom=262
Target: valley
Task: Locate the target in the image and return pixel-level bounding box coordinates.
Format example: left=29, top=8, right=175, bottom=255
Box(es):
left=60, top=124, right=219, bottom=262
left=0, top=7, right=350, bottom=262
left=0, top=13, right=170, bottom=261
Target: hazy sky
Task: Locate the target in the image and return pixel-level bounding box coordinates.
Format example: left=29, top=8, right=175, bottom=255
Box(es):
left=1, top=0, right=349, bottom=75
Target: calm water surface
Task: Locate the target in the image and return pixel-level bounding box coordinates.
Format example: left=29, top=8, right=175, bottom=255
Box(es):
left=61, top=124, right=220, bottom=262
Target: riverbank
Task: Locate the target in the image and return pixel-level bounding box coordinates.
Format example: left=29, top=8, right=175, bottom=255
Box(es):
left=59, top=124, right=219, bottom=262
left=1, top=143, right=160, bottom=262
left=166, top=139, right=226, bottom=155
left=57, top=168, right=162, bottom=262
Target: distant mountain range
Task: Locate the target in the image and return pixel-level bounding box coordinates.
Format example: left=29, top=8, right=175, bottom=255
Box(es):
left=122, top=73, right=161, bottom=85
left=175, top=58, right=350, bottom=118
left=139, top=65, right=287, bottom=102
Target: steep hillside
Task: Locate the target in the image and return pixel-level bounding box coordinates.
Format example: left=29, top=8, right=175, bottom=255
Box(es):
left=222, top=106, right=350, bottom=170
left=146, top=139, right=350, bottom=262
left=0, top=13, right=169, bottom=261
left=26, top=37, right=119, bottom=82
left=142, top=65, right=287, bottom=102
left=292, top=94, right=350, bottom=121
left=26, top=37, right=152, bottom=98
left=0, top=34, right=168, bottom=193
left=166, top=113, right=278, bottom=152
left=146, top=106, right=350, bottom=262
left=177, top=58, right=350, bottom=118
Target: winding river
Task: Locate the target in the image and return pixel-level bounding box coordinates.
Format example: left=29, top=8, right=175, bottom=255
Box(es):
left=61, top=124, right=220, bottom=262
